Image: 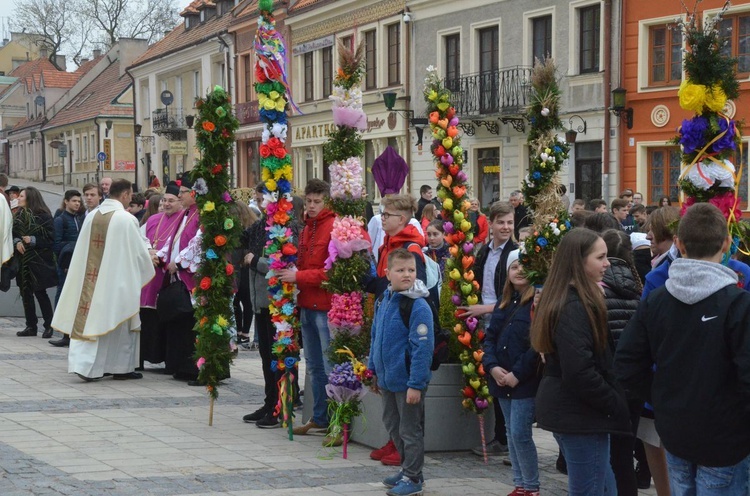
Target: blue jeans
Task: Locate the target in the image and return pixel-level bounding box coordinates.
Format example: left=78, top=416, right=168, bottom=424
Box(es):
left=498, top=397, right=539, bottom=491
left=300, top=309, right=332, bottom=426
left=666, top=451, right=750, bottom=496
left=554, top=432, right=616, bottom=495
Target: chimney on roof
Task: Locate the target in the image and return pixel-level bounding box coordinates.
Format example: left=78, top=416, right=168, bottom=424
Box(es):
left=93, top=49, right=101, bottom=58
left=2, top=39, right=8, bottom=46
left=80, top=58, right=89, bottom=64
left=55, top=55, right=67, bottom=71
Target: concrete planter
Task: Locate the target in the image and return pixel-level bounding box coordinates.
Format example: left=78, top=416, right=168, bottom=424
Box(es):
left=349, top=363, right=496, bottom=452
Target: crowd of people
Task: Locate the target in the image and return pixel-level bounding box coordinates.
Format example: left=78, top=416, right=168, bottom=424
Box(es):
left=1, top=173, right=748, bottom=496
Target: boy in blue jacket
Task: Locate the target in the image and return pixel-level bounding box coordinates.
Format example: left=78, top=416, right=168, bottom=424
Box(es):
left=369, top=248, right=434, bottom=496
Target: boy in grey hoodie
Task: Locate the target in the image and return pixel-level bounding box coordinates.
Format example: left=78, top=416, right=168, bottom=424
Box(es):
left=615, top=203, right=750, bottom=496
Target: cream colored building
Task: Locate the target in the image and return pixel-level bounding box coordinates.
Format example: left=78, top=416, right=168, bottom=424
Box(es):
left=128, top=0, right=239, bottom=189
left=286, top=0, right=418, bottom=199
left=42, top=40, right=148, bottom=187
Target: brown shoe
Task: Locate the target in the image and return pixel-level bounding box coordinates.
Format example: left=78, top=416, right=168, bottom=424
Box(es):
left=292, top=420, right=326, bottom=436
left=323, top=432, right=343, bottom=447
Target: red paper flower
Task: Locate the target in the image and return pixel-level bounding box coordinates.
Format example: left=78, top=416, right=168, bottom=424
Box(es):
left=200, top=277, right=212, bottom=290
left=281, top=243, right=297, bottom=255
left=221, top=129, right=230, bottom=138
left=226, top=263, right=234, bottom=276
left=268, top=137, right=283, bottom=149
left=214, top=235, right=227, bottom=247
left=272, top=147, right=287, bottom=159
left=259, top=144, right=271, bottom=158
left=212, top=164, right=223, bottom=174
left=255, top=66, right=267, bottom=83
left=202, top=121, right=215, bottom=132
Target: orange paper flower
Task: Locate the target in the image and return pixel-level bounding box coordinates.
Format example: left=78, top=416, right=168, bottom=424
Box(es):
left=202, top=121, right=216, bottom=132
left=214, top=235, right=227, bottom=247
left=200, top=277, right=212, bottom=290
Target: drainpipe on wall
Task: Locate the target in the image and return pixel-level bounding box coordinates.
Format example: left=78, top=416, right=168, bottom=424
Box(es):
left=602, top=0, right=612, bottom=204
left=404, top=15, right=412, bottom=195
left=126, top=68, right=140, bottom=191
left=41, top=132, right=46, bottom=183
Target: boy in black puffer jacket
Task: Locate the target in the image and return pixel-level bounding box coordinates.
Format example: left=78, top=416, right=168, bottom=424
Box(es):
left=615, top=203, right=750, bottom=495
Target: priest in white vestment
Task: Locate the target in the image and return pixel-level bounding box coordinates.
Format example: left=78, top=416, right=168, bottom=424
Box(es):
left=52, top=179, right=156, bottom=381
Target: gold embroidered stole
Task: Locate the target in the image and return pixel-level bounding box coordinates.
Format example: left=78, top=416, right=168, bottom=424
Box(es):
left=71, top=211, right=114, bottom=341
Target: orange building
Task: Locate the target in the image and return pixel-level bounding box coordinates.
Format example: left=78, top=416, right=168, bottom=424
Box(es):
left=620, top=0, right=750, bottom=207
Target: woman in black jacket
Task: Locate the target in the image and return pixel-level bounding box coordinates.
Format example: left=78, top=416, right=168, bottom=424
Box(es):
left=531, top=228, right=630, bottom=496
left=601, top=229, right=643, bottom=496
left=13, top=187, right=57, bottom=338
left=483, top=249, right=540, bottom=496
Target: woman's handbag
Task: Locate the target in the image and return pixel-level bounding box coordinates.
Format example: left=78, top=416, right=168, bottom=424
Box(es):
left=156, top=272, right=193, bottom=323
left=0, top=255, right=19, bottom=292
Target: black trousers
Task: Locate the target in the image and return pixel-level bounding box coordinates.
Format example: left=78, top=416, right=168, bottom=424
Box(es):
left=256, top=308, right=282, bottom=411
left=609, top=398, right=644, bottom=496
left=165, top=312, right=198, bottom=380
left=140, top=308, right=166, bottom=366
left=233, top=272, right=252, bottom=335
left=21, top=287, right=53, bottom=330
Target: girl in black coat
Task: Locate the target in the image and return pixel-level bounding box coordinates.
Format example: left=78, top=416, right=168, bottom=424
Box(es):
left=483, top=249, right=540, bottom=496
left=601, top=229, right=643, bottom=496
left=13, top=187, right=57, bottom=338
left=531, top=228, right=630, bottom=496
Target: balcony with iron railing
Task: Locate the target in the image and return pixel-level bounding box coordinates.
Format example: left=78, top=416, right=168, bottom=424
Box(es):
left=444, top=66, right=533, bottom=133
left=235, top=101, right=260, bottom=126
left=152, top=107, right=188, bottom=141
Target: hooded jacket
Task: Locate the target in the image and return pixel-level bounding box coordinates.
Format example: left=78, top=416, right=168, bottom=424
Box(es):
left=615, top=259, right=750, bottom=467
left=296, top=208, right=335, bottom=311
left=601, top=258, right=641, bottom=346
left=369, top=280, right=434, bottom=392
left=369, top=224, right=427, bottom=300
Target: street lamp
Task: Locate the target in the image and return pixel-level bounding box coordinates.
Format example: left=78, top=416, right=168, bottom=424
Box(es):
left=105, top=119, right=113, bottom=137
left=610, top=88, right=633, bottom=129
left=565, top=115, right=587, bottom=143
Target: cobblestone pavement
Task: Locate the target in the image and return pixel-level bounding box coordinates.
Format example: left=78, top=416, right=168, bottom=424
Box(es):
left=0, top=317, right=657, bottom=496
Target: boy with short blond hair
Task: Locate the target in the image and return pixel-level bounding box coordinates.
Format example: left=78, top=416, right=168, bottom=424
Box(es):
left=615, top=203, right=750, bottom=495
left=370, top=248, right=434, bottom=496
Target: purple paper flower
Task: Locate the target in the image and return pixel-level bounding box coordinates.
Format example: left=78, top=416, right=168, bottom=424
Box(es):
left=712, top=118, right=737, bottom=154
left=679, top=116, right=709, bottom=155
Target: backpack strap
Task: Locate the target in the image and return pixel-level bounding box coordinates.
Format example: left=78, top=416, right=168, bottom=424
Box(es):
left=398, top=295, right=414, bottom=329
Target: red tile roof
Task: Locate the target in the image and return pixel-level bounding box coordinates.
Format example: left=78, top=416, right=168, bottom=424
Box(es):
left=289, top=0, right=328, bottom=14
left=180, top=0, right=216, bottom=17
left=0, top=58, right=57, bottom=100
left=10, top=113, right=45, bottom=133
left=130, top=7, right=236, bottom=68
left=43, top=61, right=134, bottom=130
left=232, top=0, right=260, bottom=20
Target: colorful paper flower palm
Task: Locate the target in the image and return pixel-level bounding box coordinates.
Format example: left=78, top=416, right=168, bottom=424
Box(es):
left=191, top=84, right=241, bottom=404
left=255, top=0, right=300, bottom=438
left=672, top=1, right=745, bottom=252
left=424, top=66, right=490, bottom=415
left=519, top=58, right=570, bottom=287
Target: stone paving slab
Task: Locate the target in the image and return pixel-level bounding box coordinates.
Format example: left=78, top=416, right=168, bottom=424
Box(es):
left=0, top=316, right=658, bottom=495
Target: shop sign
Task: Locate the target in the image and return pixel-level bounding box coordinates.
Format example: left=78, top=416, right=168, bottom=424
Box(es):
left=293, top=35, right=334, bottom=56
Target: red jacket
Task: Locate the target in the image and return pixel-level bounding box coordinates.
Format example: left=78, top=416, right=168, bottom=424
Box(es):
left=475, top=213, right=489, bottom=244
left=376, top=224, right=425, bottom=277
left=296, top=208, right=335, bottom=310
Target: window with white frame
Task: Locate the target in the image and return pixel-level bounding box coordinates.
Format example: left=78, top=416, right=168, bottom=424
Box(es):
left=303, top=52, right=314, bottom=101
left=719, top=13, right=750, bottom=76
left=649, top=24, right=682, bottom=86
left=322, top=46, right=333, bottom=98
left=579, top=4, right=600, bottom=73
left=83, top=135, right=88, bottom=160
left=387, top=24, right=400, bottom=86
left=365, top=30, right=377, bottom=90
left=532, top=15, right=552, bottom=64
left=444, top=33, right=460, bottom=91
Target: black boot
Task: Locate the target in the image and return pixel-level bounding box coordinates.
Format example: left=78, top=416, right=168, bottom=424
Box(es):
left=17, top=327, right=37, bottom=337
left=49, top=335, right=70, bottom=347
left=42, top=327, right=54, bottom=339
